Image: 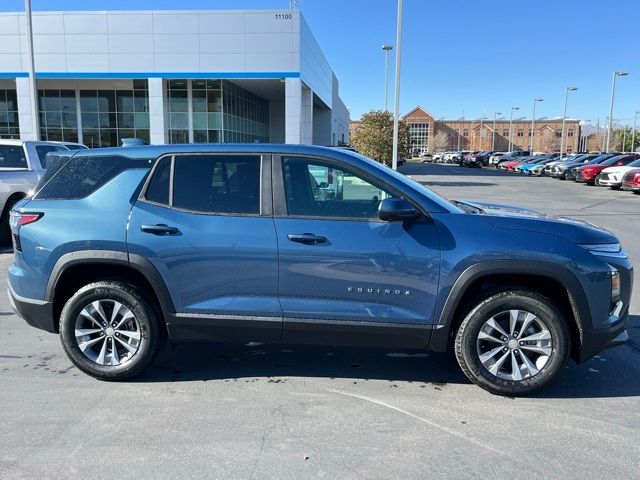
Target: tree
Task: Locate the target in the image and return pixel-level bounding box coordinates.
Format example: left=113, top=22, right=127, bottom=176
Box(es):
left=586, top=133, right=603, bottom=152
left=429, top=131, right=449, bottom=153
left=350, top=110, right=411, bottom=165
left=538, top=130, right=560, bottom=152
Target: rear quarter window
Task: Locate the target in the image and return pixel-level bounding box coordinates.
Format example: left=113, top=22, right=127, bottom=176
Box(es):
left=35, top=155, right=151, bottom=200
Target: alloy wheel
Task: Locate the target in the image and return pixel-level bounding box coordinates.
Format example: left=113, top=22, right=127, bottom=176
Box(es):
left=476, top=309, right=552, bottom=381
left=74, top=299, right=141, bottom=366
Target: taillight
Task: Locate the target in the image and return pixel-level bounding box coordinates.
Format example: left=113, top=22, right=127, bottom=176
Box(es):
left=9, top=211, right=43, bottom=228
left=634, top=173, right=640, bottom=185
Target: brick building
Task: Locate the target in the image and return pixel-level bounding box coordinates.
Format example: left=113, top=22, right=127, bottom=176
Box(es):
left=352, top=107, right=581, bottom=156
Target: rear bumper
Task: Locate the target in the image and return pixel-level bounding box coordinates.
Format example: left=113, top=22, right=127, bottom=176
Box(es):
left=7, top=283, right=56, bottom=333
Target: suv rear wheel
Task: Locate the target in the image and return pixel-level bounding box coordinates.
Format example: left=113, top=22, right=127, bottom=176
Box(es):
left=59, top=281, right=161, bottom=380
left=454, top=290, right=569, bottom=396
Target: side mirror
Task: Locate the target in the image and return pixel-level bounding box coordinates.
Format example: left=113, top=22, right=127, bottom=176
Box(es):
left=378, top=198, right=420, bottom=222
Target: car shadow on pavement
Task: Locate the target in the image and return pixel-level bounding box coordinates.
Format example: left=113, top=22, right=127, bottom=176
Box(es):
left=135, top=340, right=640, bottom=398
left=139, top=342, right=469, bottom=386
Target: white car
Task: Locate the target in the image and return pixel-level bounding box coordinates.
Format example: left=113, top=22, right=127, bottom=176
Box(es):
left=0, top=139, right=85, bottom=242
left=598, top=158, right=640, bottom=188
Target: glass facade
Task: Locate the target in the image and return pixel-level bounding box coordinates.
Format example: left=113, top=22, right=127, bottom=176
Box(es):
left=408, top=123, right=429, bottom=155
left=0, top=89, right=19, bottom=139
left=38, top=89, right=78, bottom=142
left=167, top=79, right=269, bottom=144
left=80, top=80, right=149, bottom=147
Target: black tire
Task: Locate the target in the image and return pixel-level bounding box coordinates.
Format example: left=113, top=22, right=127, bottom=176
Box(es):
left=454, top=290, right=570, bottom=396
left=610, top=185, right=621, bottom=190
left=60, top=281, right=162, bottom=381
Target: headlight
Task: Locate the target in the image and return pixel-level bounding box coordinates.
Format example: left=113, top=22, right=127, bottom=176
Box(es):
left=580, top=243, right=621, bottom=255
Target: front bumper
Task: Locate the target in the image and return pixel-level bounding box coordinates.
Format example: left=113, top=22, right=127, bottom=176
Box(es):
left=622, top=183, right=640, bottom=192
left=7, top=283, right=56, bottom=333
left=598, top=176, right=621, bottom=186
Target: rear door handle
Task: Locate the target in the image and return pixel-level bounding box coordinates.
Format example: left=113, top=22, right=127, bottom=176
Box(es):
left=287, top=233, right=327, bottom=244
left=140, top=224, right=180, bottom=236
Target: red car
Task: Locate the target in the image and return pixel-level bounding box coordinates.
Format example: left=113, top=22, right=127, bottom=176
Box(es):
left=502, top=157, right=531, bottom=171
left=577, top=154, right=640, bottom=185
left=622, top=168, right=640, bottom=193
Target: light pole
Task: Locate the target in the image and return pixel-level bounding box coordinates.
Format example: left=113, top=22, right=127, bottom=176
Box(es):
left=492, top=112, right=502, bottom=151
left=476, top=116, right=486, bottom=150
left=391, top=0, right=403, bottom=170
left=509, top=106, right=519, bottom=151
left=382, top=44, right=393, bottom=112
left=560, top=87, right=577, bottom=157
left=457, top=116, right=464, bottom=152
left=25, top=0, right=39, bottom=140
left=632, top=111, right=639, bottom=153
left=529, top=98, right=543, bottom=152
left=606, top=71, right=629, bottom=152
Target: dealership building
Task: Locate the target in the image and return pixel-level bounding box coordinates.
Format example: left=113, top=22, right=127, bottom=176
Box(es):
left=0, top=8, right=350, bottom=147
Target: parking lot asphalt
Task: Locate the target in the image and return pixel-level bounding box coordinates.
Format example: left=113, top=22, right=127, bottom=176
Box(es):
left=1, top=163, right=639, bottom=480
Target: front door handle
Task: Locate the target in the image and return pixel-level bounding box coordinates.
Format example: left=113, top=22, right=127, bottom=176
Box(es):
left=287, top=233, right=327, bottom=244
left=140, top=224, right=180, bottom=236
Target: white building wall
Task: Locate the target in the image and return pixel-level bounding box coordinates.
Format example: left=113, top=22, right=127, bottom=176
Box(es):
left=1, top=10, right=301, bottom=76
left=0, top=9, right=349, bottom=145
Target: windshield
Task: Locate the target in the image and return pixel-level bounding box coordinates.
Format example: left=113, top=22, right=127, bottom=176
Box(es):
left=342, top=150, right=463, bottom=213
left=628, top=159, right=640, bottom=168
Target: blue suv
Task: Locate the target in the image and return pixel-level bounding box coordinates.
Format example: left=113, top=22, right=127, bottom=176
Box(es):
left=7, top=144, right=633, bottom=396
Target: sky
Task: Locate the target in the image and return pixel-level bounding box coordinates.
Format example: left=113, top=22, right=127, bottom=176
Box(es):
left=2, top=0, right=639, bottom=127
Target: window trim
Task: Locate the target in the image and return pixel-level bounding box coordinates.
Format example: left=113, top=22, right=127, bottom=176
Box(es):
left=139, top=152, right=270, bottom=217
left=272, top=154, right=428, bottom=222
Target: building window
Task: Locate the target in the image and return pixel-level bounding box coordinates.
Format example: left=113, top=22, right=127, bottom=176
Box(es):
left=0, top=89, right=19, bottom=139
left=408, top=122, right=429, bottom=155
left=80, top=81, right=149, bottom=147
left=192, top=79, right=223, bottom=143
left=463, top=129, right=469, bottom=137
left=528, top=129, right=533, bottom=137
left=38, top=90, right=77, bottom=142
left=222, top=80, right=269, bottom=143
left=167, top=80, right=189, bottom=144
left=503, top=129, right=509, bottom=137
left=169, top=79, right=269, bottom=144
left=555, top=129, right=562, bottom=138
left=567, top=129, right=574, bottom=137
left=517, top=129, right=524, bottom=137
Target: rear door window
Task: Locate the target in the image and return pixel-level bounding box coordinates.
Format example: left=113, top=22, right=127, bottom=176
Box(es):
left=0, top=145, right=27, bottom=170
left=171, top=155, right=261, bottom=214
left=144, top=156, right=171, bottom=205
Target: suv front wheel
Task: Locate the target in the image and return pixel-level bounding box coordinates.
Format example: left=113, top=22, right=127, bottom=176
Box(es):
left=455, top=290, right=570, bottom=396
left=60, top=281, right=161, bottom=380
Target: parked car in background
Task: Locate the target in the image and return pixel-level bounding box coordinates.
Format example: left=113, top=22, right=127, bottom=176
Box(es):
left=488, top=152, right=505, bottom=166
left=0, top=140, right=77, bottom=243
left=527, top=156, right=561, bottom=176
left=458, top=151, right=480, bottom=166
left=516, top=155, right=552, bottom=174
left=542, top=153, right=583, bottom=176
left=598, top=158, right=640, bottom=189
left=576, top=154, right=639, bottom=185
left=448, top=150, right=471, bottom=164
left=464, top=150, right=496, bottom=167
left=7, top=143, right=633, bottom=396
left=494, top=150, right=531, bottom=169
left=565, top=155, right=614, bottom=181
left=621, top=169, right=640, bottom=193
left=432, top=151, right=446, bottom=163
left=551, top=154, right=611, bottom=180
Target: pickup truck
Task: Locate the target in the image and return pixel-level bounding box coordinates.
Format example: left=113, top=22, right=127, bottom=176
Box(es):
left=0, top=140, right=86, bottom=242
